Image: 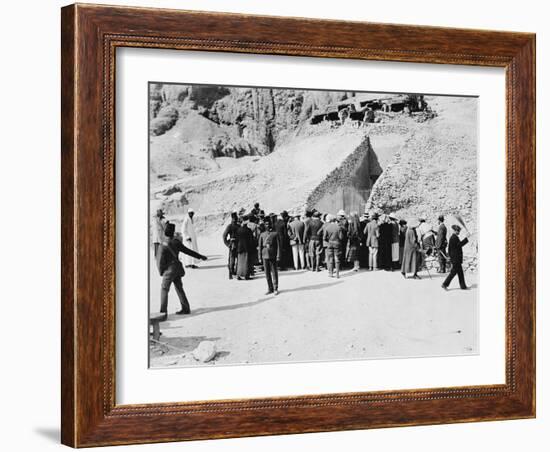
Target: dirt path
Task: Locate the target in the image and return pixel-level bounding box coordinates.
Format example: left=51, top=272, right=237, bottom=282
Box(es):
left=149, top=234, right=478, bottom=368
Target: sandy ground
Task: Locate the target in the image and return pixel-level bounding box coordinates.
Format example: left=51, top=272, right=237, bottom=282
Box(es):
left=149, top=233, right=479, bottom=368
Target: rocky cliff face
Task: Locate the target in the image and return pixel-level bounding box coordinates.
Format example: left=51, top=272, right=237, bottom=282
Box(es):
left=149, top=86, right=478, bottom=262
left=149, top=84, right=354, bottom=162
left=366, top=96, right=477, bottom=228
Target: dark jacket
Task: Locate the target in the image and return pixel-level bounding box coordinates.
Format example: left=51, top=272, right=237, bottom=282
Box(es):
left=222, top=221, right=239, bottom=251
left=288, top=219, right=306, bottom=245
left=236, top=224, right=255, bottom=254
left=435, top=223, right=448, bottom=250
left=304, top=218, right=323, bottom=241
left=323, top=222, right=343, bottom=248
left=258, top=231, right=281, bottom=261
left=448, top=234, right=468, bottom=264
left=274, top=219, right=290, bottom=248
left=156, top=238, right=205, bottom=276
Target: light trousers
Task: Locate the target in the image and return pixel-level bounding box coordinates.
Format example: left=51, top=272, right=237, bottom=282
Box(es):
left=369, top=246, right=378, bottom=269
left=291, top=243, right=306, bottom=270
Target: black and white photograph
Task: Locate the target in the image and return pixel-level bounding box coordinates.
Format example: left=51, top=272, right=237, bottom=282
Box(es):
left=148, top=82, right=479, bottom=368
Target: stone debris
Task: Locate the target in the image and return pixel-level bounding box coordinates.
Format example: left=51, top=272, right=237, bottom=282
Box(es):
left=192, top=341, right=218, bottom=363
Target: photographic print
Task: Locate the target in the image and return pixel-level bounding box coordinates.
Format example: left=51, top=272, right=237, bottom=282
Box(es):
left=148, top=83, right=479, bottom=368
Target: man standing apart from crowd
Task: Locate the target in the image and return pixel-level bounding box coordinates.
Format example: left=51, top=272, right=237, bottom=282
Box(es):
left=288, top=214, right=306, bottom=270
left=442, top=225, right=470, bottom=290
left=181, top=207, right=200, bottom=269
left=323, top=214, right=344, bottom=278
left=365, top=213, right=380, bottom=271
left=258, top=219, right=281, bottom=295
left=222, top=212, right=239, bottom=279
left=157, top=222, right=207, bottom=315
left=152, top=208, right=166, bottom=258
left=435, top=215, right=448, bottom=273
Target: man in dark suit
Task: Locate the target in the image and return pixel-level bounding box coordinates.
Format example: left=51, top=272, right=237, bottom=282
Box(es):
left=222, top=212, right=239, bottom=279
left=304, top=211, right=324, bottom=272
left=258, top=219, right=281, bottom=295
left=435, top=215, right=448, bottom=273
left=156, top=222, right=207, bottom=314
left=274, top=211, right=291, bottom=270
left=442, top=224, right=469, bottom=290
left=323, top=214, right=344, bottom=278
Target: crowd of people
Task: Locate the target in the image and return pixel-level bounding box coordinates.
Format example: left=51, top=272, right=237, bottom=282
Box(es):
left=151, top=203, right=472, bottom=315
left=221, top=202, right=472, bottom=296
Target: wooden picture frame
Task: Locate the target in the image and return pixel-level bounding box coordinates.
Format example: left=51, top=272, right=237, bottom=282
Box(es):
left=61, top=3, right=535, bottom=447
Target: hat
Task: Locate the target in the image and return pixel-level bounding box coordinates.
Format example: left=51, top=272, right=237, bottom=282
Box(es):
left=325, top=214, right=335, bottom=222
left=313, top=211, right=321, bottom=218
left=451, top=224, right=462, bottom=233
left=164, top=222, right=175, bottom=237
left=389, top=212, right=397, bottom=220
left=187, top=207, right=194, bottom=214
left=337, top=209, right=346, bottom=217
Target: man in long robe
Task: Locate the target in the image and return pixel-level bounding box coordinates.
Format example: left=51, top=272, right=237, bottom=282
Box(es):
left=180, top=207, right=200, bottom=268
left=152, top=208, right=166, bottom=258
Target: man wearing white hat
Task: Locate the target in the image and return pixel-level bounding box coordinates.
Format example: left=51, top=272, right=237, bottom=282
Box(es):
left=180, top=207, right=200, bottom=268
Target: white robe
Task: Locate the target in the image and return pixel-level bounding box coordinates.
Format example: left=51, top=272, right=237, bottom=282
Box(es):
left=181, top=215, right=199, bottom=265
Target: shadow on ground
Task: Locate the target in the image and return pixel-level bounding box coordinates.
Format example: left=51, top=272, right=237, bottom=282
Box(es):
left=34, top=427, right=59, bottom=443
left=151, top=335, right=221, bottom=357
left=278, top=280, right=343, bottom=294
left=164, top=295, right=276, bottom=322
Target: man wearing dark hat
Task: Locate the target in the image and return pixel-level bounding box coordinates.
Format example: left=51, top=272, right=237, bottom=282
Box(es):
left=152, top=208, right=166, bottom=258
left=222, top=212, right=240, bottom=279
left=258, top=218, right=281, bottom=295
left=288, top=214, right=306, bottom=270
left=274, top=211, right=291, bottom=270
left=156, top=222, right=207, bottom=315
left=435, top=215, right=448, bottom=273
left=442, top=224, right=470, bottom=290
left=304, top=211, right=323, bottom=271
left=323, top=215, right=344, bottom=278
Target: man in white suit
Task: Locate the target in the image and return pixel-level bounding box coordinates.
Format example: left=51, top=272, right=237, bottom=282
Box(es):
left=180, top=207, right=200, bottom=268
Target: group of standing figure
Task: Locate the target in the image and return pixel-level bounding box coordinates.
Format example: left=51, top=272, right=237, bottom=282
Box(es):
left=221, top=204, right=472, bottom=296
left=151, top=203, right=472, bottom=315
